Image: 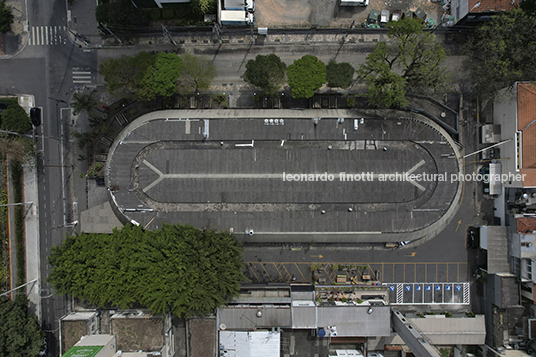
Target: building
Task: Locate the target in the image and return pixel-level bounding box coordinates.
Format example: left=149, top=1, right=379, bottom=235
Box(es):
left=450, top=0, right=520, bottom=26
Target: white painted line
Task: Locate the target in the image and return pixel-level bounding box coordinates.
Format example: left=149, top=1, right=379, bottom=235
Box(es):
left=40, top=26, right=44, bottom=46
left=31, top=27, right=35, bottom=45
left=54, top=26, right=57, bottom=45
left=73, top=71, right=91, bottom=75
left=45, top=26, right=48, bottom=45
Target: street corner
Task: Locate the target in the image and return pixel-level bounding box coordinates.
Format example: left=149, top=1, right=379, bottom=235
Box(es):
left=67, top=29, right=90, bottom=48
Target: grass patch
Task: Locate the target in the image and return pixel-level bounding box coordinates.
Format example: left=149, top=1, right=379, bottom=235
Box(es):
left=11, top=161, right=25, bottom=288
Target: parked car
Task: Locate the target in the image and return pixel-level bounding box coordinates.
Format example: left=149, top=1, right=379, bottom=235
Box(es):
left=467, top=226, right=480, bottom=249
left=414, top=7, right=427, bottom=20
left=402, top=10, right=414, bottom=19
left=30, top=107, right=41, bottom=127
left=380, top=9, right=390, bottom=26
left=367, top=9, right=380, bottom=24
left=245, top=0, right=255, bottom=12
left=391, top=10, right=401, bottom=21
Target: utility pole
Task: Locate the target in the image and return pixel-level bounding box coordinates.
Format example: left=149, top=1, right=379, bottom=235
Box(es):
left=162, top=24, right=178, bottom=46
left=213, top=23, right=222, bottom=44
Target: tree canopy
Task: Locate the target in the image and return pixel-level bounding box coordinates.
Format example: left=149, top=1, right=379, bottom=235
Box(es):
left=100, top=52, right=183, bottom=102
left=138, top=52, right=183, bottom=101
left=0, top=103, right=32, bottom=134
left=287, top=55, right=326, bottom=99
left=243, top=54, right=287, bottom=96
left=48, top=224, right=245, bottom=317
left=357, top=18, right=448, bottom=108
left=326, top=61, right=355, bottom=89
left=464, top=9, right=536, bottom=96
left=100, top=51, right=155, bottom=99
left=177, top=53, right=217, bottom=95
left=0, top=295, right=44, bottom=356
left=0, top=1, right=14, bottom=34
left=190, top=0, right=217, bottom=15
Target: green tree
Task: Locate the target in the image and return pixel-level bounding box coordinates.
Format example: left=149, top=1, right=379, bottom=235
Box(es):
left=0, top=103, right=32, bottom=134
left=326, top=61, right=355, bottom=89
left=96, top=0, right=148, bottom=29
left=99, top=51, right=155, bottom=98
left=190, top=0, right=217, bottom=15
left=48, top=224, right=244, bottom=317
left=243, top=54, right=287, bottom=96
left=176, top=53, right=217, bottom=95
left=464, top=9, right=536, bottom=96
left=138, top=52, right=183, bottom=101
left=0, top=295, right=44, bottom=356
left=287, top=55, right=326, bottom=99
left=0, top=1, right=14, bottom=34
left=357, top=18, right=448, bottom=107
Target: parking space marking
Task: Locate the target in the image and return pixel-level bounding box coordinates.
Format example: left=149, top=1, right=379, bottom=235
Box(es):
left=295, top=263, right=306, bottom=281
left=244, top=261, right=468, bottom=284
left=247, top=262, right=261, bottom=283
left=261, top=264, right=273, bottom=283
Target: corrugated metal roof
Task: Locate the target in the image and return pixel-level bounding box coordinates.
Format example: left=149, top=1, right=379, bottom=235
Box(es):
left=317, top=306, right=391, bottom=337
left=219, top=331, right=280, bottom=357
left=220, top=306, right=291, bottom=330
left=292, top=305, right=317, bottom=329
left=484, top=226, right=510, bottom=274
left=409, top=316, right=486, bottom=345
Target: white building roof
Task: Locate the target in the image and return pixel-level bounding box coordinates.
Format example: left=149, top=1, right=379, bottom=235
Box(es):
left=219, top=330, right=280, bottom=357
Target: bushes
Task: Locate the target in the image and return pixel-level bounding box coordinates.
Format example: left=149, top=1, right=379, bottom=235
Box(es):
left=11, top=161, right=25, bottom=286
left=0, top=103, right=32, bottom=134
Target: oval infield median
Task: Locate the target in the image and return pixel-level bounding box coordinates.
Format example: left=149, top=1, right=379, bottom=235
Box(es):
left=106, top=109, right=463, bottom=244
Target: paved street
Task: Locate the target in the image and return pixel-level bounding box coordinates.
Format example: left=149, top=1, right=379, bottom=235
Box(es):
left=0, top=0, right=480, bottom=354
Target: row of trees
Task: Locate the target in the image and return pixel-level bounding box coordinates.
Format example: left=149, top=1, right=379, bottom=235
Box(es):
left=243, top=18, right=448, bottom=108
left=100, top=51, right=217, bottom=102
left=0, top=1, right=13, bottom=34
left=47, top=224, right=245, bottom=317
left=243, top=54, right=355, bottom=99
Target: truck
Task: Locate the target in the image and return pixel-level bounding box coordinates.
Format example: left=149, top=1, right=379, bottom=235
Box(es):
left=220, top=10, right=254, bottom=25
left=224, top=0, right=245, bottom=10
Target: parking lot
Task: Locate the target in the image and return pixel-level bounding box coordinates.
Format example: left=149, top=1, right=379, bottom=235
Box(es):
left=244, top=261, right=469, bottom=284
left=255, top=0, right=443, bottom=27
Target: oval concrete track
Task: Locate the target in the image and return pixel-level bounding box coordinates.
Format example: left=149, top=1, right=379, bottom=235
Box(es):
left=106, top=109, right=463, bottom=243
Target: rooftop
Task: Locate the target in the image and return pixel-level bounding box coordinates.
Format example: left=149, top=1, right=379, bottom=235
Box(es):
left=468, top=0, right=519, bottom=13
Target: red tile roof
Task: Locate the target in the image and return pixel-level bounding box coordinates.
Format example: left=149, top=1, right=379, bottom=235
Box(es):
left=517, top=217, right=536, bottom=233
left=518, top=83, right=536, bottom=131
left=468, top=0, right=519, bottom=12
left=518, top=83, right=536, bottom=177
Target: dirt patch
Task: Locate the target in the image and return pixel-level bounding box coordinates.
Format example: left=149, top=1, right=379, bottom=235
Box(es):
left=61, top=320, right=88, bottom=352
left=188, top=318, right=216, bottom=357
left=255, top=0, right=443, bottom=27
left=111, top=316, right=163, bottom=352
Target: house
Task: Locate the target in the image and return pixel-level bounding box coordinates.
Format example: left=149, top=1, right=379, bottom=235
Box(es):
left=450, top=0, right=519, bottom=26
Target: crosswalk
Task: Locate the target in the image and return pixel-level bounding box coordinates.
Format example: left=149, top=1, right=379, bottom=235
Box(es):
left=29, top=26, right=67, bottom=46
left=72, top=67, right=93, bottom=84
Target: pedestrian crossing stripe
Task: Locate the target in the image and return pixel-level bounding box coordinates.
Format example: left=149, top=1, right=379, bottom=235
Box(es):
left=72, top=67, right=92, bottom=84
left=29, top=26, right=67, bottom=46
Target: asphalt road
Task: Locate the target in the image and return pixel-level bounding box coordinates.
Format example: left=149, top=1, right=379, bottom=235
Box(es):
left=1, top=0, right=97, bottom=355
left=1, top=1, right=473, bottom=355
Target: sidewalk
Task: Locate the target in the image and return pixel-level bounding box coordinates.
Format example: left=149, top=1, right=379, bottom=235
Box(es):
left=0, top=0, right=27, bottom=58
left=23, top=163, right=40, bottom=321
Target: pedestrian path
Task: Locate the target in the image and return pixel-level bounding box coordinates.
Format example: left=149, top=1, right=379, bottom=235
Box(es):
left=72, top=67, right=93, bottom=84
left=29, top=26, right=67, bottom=46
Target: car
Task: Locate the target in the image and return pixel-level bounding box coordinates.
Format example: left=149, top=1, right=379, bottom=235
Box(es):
left=368, top=9, right=380, bottom=24
left=467, top=226, right=480, bottom=249
left=245, top=0, right=254, bottom=12
left=30, top=107, right=41, bottom=127
left=380, top=10, right=390, bottom=26
left=354, top=119, right=359, bottom=130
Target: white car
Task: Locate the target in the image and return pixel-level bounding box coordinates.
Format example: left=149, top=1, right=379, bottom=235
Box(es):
left=246, top=0, right=255, bottom=12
